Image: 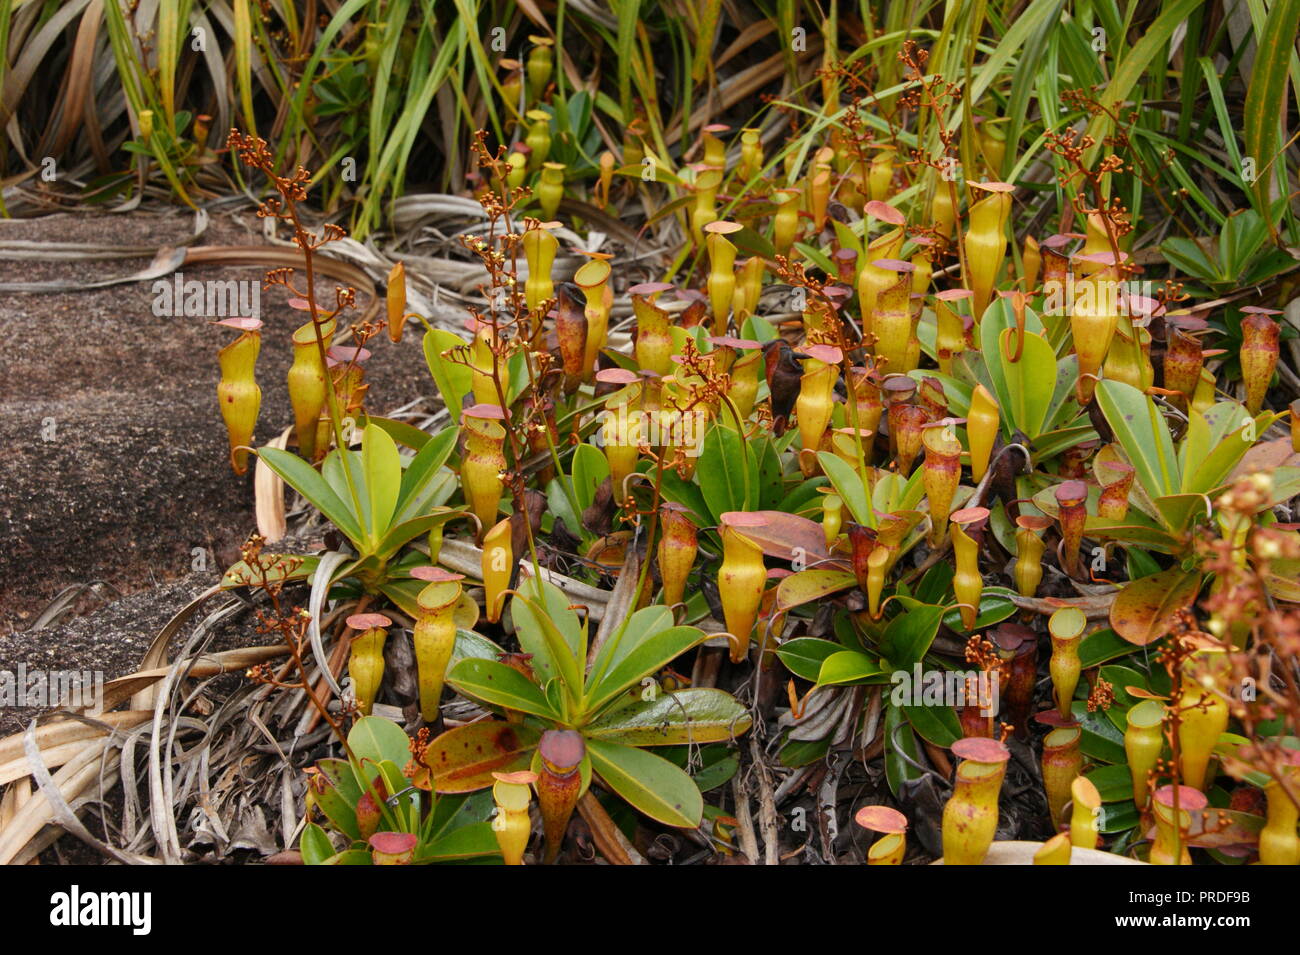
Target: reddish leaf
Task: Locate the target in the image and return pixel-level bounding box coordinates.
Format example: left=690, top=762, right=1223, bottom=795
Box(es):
left=420, top=722, right=541, bottom=793
left=1143, top=809, right=1264, bottom=850
left=726, top=510, right=838, bottom=566
left=775, top=569, right=857, bottom=612
left=1109, top=566, right=1201, bottom=645
left=1230, top=437, right=1300, bottom=478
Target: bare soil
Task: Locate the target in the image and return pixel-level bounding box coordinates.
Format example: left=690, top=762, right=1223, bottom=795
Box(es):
left=0, top=207, right=429, bottom=691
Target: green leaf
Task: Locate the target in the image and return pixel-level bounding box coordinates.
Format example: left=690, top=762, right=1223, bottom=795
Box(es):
left=257, top=447, right=363, bottom=543
left=512, top=593, right=586, bottom=709
left=546, top=474, right=584, bottom=539
left=817, top=451, right=873, bottom=525
left=362, top=424, right=401, bottom=540
left=585, top=626, right=707, bottom=714
left=375, top=508, right=462, bottom=560
left=423, top=790, right=483, bottom=843
left=1098, top=802, right=1141, bottom=835
left=372, top=758, right=419, bottom=826
left=1084, top=517, right=1182, bottom=554
left=1219, top=209, right=1270, bottom=278
left=1079, top=628, right=1141, bottom=668
left=940, top=587, right=1019, bottom=632
left=776, top=637, right=844, bottom=682
left=586, top=604, right=674, bottom=687
left=447, top=659, right=560, bottom=721
left=571, top=443, right=610, bottom=513
left=1182, top=405, right=1266, bottom=496
left=915, top=563, right=955, bottom=605
left=884, top=705, right=922, bottom=797
left=585, top=688, right=752, bottom=745
left=997, top=327, right=1057, bottom=438
left=1095, top=379, right=1180, bottom=500
left=365, top=415, right=432, bottom=450
left=699, top=422, right=755, bottom=520
left=879, top=603, right=946, bottom=670
left=658, top=469, right=712, bottom=527
left=422, top=328, right=473, bottom=422
left=348, top=716, right=412, bottom=768
left=1072, top=700, right=1127, bottom=764
left=902, top=702, right=963, bottom=747
left=1079, top=0, right=1207, bottom=171
left=394, top=426, right=458, bottom=521
left=420, top=822, right=502, bottom=862
left=1087, top=763, right=1135, bottom=804
left=447, top=628, right=505, bottom=670
left=1160, top=236, right=1221, bottom=282
left=817, top=649, right=887, bottom=686
left=310, top=758, right=362, bottom=840
left=585, top=738, right=703, bottom=828
left=978, top=305, right=1052, bottom=437
left=299, top=822, right=335, bottom=865
left=1150, top=493, right=1213, bottom=537
left=779, top=476, right=832, bottom=515
left=1243, top=0, right=1300, bottom=222
left=780, top=735, right=832, bottom=768
left=754, top=436, right=786, bottom=509
left=665, top=744, right=740, bottom=793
